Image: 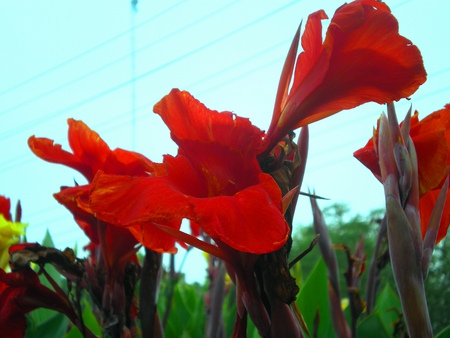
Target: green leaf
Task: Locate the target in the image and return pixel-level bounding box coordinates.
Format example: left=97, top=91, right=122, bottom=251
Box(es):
left=222, top=285, right=237, bottom=337
left=296, top=259, right=335, bottom=337
left=436, top=326, right=450, bottom=338
left=164, top=281, right=206, bottom=337
left=37, top=230, right=65, bottom=291
left=81, top=298, right=102, bottom=336
left=63, top=298, right=102, bottom=338
left=64, top=326, right=82, bottom=338
left=357, top=312, right=391, bottom=338
left=373, top=284, right=401, bottom=335
left=26, top=311, right=69, bottom=338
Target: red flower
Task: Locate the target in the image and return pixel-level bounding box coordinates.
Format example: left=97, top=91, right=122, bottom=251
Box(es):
left=354, top=104, right=450, bottom=243
left=89, top=89, right=290, bottom=336
left=28, top=119, right=167, bottom=335
left=28, top=119, right=173, bottom=257
left=90, top=89, right=289, bottom=255
left=264, top=0, right=426, bottom=152
left=0, top=266, right=78, bottom=338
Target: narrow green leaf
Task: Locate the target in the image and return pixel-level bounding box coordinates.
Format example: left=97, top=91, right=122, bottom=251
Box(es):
left=26, top=311, right=69, bottom=338
left=164, top=281, right=206, bottom=337
left=357, top=312, right=391, bottom=338
left=373, top=284, right=402, bottom=335
left=63, top=326, right=83, bottom=338
left=297, top=259, right=335, bottom=337
left=37, top=230, right=65, bottom=291
left=436, top=325, right=450, bottom=338
left=81, top=298, right=102, bottom=336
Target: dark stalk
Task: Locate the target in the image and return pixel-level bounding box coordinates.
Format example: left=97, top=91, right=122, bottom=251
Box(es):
left=140, top=248, right=162, bottom=338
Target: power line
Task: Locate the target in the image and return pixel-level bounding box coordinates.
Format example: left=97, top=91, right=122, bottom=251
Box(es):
left=0, top=0, right=300, bottom=142
left=0, top=36, right=289, bottom=172
left=0, top=1, right=187, bottom=98
left=2, top=58, right=449, bottom=174
left=0, top=1, right=241, bottom=117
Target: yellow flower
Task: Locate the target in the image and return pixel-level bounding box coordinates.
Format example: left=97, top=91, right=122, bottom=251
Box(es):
left=0, top=214, right=27, bottom=270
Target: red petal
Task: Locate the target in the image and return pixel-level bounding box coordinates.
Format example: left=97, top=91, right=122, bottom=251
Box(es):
left=28, top=135, right=93, bottom=180
left=105, top=148, right=165, bottom=176
left=128, top=223, right=178, bottom=254
left=154, top=89, right=263, bottom=153
left=272, top=0, right=426, bottom=142
left=89, top=173, right=191, bottom=253
left=291, top=10, right=329, bottom=94
left=353, top=137, right=382, bottom=182
left=297, top=1, right=425, bottom=125
left=189, top=174, right=289, bottom=254
left=66, top=119, right=110, bottom=179
left=0, top=196, right=12, bottom=221
left=154, top=89, right=264, bottom=196
left=54, top=186, right=99, bottom=244
left=413, top=128, right=448, bottom=194
left=90, top=173, right=192, bottom=226
left=420, top=188, right=450, bottom=244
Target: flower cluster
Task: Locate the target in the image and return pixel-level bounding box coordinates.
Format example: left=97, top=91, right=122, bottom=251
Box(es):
left=2, top=1, right=446, bottom=337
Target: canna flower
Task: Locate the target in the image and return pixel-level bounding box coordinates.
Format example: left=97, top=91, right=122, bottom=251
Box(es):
left=90, top=89, right=289, bottom=256
left=263, top=0, right=426, bottom=153
left=28, top=119, right=167, bottom=336
left=28, top=119, right=169, bottom=259
left=354, top=104, right=450, bottom=243
left=89, top=89, right=291, bottom=336
left=0, top=196, right=27, bottom=270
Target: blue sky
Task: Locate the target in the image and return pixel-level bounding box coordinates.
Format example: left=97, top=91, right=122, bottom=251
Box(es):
left=1, top=0, right=449, bottom=282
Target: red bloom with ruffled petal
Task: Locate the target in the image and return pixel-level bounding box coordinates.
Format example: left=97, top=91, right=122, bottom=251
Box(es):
left=355, top=104, right=450, bottom=243
left=90, top=89, right=289, bottom=255
left=264, top=0, right=426, bottom=152
left=28, top=119, right=171, bottom=261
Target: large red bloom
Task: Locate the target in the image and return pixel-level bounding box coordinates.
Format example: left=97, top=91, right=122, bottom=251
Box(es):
left=264, top=0, right=426, bottom=152
left=354, top=105, right=450, bottom=243
left=90, top=89, right=289, bottom=255
left=28, top=119, right=172, bottom=259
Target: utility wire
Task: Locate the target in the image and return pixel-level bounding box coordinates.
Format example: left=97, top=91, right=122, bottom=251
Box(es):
left=0, top=1, right=240, bottom=117
left=0, top=0, right=300, bottom=142
left=0, top=39, right=290, bottom=172
left=0, top=0, right=186, bottom=98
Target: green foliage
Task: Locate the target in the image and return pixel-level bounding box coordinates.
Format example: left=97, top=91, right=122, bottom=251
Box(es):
left=290, top=203, right=393, bottom=304
left=160, top=280, right=206, bottom=338
left=297, top=259, right=335, bottom=337
left=425, top=236, right=450, bottom=333
left=64, top=299, right=102, bottom=338
left=436, top=325, right=450, bottom=338
left=25, top=231, right=71, bottom=337
left=26, top=311, right=69, bottom=338
left=356, top=284, right=403, bottom=338
left=291, top=203, right=450, bottom=336
left=19, top=206, right=450, bottom=337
